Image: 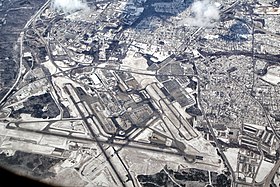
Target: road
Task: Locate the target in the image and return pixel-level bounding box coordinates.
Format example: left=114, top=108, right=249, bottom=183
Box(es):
left=2, top=0, right=278, bottom=186
left=63, top=84, right=128, bottom=187
left=229, top=76, right=280, bottom=186
left=0, top=0, right=51, bottom=109
left=6, top=122, right=184, bottom=157
left=196, top=75, right=236, bottom=185
left=229, top=76, right=280, bottom=141
left=263, top=160, right=280, bottom=187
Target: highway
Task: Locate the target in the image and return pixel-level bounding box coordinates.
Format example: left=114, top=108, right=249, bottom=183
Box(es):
left=63, top=84, right=128, bottom=187
left=195, top=73, right=236, bottom=185
left=4, top=3, right=134, bottom=185
left=1, top=0, right=278, bottom=186
left=15, top=16, right=211, bottom=186
left=0, top=0, right=51, bottom=109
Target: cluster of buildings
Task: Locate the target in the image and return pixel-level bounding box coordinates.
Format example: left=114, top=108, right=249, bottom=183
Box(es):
left=66, top=66, right=158, bottom=136
left=1, top=0, right=280, bottom=186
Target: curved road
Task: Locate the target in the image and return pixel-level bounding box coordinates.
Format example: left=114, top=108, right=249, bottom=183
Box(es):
left=0, top=0, right=51, bottom=109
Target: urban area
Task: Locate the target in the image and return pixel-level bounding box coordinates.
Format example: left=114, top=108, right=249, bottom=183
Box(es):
left=0, top=0, right=279, bottom=186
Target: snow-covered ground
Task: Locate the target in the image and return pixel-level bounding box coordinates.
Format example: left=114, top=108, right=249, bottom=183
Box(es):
left=255, top=160, right=275, bottom=182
